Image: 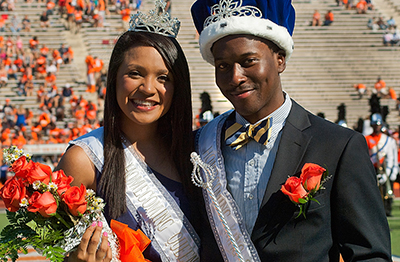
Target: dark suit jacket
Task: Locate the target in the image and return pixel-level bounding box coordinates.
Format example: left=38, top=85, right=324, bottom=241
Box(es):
left=197, top=100, right=392, bottom=262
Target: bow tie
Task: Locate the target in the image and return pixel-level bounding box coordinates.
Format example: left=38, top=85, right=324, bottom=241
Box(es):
left=225, top=117, right=271, bottom=150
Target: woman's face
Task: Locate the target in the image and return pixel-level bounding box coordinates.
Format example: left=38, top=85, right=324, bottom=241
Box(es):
left=116, top=45, right=174, bottom=129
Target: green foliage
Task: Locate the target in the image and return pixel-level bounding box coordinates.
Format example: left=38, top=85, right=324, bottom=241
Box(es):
left=0, top=210, right=67, bottom=262
left=42, top=246, right=66, bottom=262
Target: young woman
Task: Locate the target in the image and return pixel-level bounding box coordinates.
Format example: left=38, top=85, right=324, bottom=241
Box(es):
left=56, top=30, right=199, bottom=261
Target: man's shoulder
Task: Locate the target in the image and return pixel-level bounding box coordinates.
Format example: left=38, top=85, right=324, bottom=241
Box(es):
left=193, top=111, right=232, bottom=145
left=312, top=114, right=358, bottom=137
left=291, top=101, right=358, bottom=138
left=198, top=111, right=232, bottom=131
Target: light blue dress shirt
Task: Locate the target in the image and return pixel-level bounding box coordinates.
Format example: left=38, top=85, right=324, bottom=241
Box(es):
left=222, top=93, right=292, bottom=234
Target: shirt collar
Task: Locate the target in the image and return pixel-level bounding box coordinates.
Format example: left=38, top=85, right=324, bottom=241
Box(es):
left=235, top=92, right=292, bottom=127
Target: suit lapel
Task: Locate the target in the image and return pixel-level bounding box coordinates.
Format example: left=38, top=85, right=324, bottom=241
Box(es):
left=252, top=101, right=312, bottom=243
left=261, top=101, right=312, bottom=206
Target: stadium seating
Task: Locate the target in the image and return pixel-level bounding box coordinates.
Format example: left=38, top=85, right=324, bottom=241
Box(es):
left=1, top=0, right=400, bottom=135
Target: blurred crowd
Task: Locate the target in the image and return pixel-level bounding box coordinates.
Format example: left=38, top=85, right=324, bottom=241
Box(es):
left=0, top=0, right=121, bottom=156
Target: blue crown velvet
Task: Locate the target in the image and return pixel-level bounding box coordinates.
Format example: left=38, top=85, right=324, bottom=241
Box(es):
left=191, top=0, right=295, bottom=36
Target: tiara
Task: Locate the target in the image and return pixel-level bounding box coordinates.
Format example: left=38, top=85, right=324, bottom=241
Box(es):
left=204, top=0, right=262, bottom=28
left=129, top=0, right=180, bottom=38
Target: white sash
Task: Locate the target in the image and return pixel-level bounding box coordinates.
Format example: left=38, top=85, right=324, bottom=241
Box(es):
left=122, top=139, right=200, bottom=262
left=70, top=129, right=200, bottom=262
left=195, top=111, right=260, bottom=262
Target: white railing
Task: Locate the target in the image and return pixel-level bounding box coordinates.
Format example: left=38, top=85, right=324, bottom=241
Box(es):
left=23, top=144, right=69, bottom=156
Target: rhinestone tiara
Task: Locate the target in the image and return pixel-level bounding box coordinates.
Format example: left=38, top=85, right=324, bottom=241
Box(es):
left=129, top=0, right=180, bottom=38
left=204, top=0, right=262, bottom=28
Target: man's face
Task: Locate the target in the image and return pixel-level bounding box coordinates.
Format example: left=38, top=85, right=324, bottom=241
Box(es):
left=212, top=35, right=286, bottom=124
left=372, top=124, right=382, bottom=134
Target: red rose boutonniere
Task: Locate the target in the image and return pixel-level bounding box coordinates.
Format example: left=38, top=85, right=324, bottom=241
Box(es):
left=281, top=163, right=329, bottom=218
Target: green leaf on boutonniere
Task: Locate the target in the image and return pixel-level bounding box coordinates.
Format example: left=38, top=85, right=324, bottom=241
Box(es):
left=298, top=198, right=307, bottom=204
left=310, top=197, right=320, bottom=204
left=296, top=205, right=307, bottom=219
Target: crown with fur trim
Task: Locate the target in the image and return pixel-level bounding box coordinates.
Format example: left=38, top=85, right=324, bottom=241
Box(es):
left=129, top=0, right=180, bottom=38
left=191, top=0, right=295, bottom=65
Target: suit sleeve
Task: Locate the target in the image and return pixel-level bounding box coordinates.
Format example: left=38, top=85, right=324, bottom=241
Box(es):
left=331, top=132, right=392, bottom=261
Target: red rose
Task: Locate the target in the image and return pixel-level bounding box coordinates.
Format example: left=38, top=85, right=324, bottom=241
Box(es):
left=52, top=170, right=73, bottom=195
left=27, top=191, right=57, bottom=217
left=0, top=177, right=27, bottom=212
left=62, top=184, right=87, bottom=216
left=281, top=176, right=308, bottom=204
left=24, top=162, right=52, bottom=185
left=14, top=159, right=34, bottom=180
left=11, top=156, right=29, bottom=174
left=300, top=163, right=326, bottom=191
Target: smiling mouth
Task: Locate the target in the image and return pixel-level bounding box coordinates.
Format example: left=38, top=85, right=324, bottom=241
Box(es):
left=231, top=89, right=254, bottom=98
left=131, top=99, right=158, bottom=108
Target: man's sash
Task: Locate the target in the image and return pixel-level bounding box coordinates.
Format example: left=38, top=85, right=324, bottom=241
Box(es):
left=71, top=129, right=200, bottom=262
left=122, top=139, right=200, bottom=262
left=195, top=111, right=260, bottom=262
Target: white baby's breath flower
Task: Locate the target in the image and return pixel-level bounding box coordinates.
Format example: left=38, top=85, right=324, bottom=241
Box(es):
left=86, top=189, right=95, bottom=197
left=20, top=198, right=29, bottom=207
left=32, top=181, right=42, bottom=190
left=48, top=182, right=58, bottom=191
left=96, top=197, right=104, bottom=203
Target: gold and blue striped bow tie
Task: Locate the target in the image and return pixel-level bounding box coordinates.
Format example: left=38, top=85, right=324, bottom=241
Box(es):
left=225, top=117, right=271, bottom=150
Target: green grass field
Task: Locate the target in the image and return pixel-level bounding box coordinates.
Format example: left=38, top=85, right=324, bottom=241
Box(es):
left=0, top=212, right=7, bottom=231
left=388, top=199, right=400, bottom=256
left=0, top=200, right=400, bottom=256
left=0, top=212, right=8, bottom=232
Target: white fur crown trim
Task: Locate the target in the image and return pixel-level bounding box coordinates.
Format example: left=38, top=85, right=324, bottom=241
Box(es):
left=199, top=16, right=294, bottom=65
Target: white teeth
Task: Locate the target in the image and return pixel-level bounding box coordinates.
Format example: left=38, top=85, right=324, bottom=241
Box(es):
left=133, top=99, right=156, bottom=107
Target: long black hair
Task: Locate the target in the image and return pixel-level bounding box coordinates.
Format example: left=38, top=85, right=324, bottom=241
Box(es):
left=100, top=31, right=193, bottom=219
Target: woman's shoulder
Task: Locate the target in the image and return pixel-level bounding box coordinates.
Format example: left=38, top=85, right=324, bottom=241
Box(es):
left=70, top=127, right=104, bottom=153
left=73, top=126, right=104, bottom=143
left=55, top=145, right=96, bottom=188
left=69, top=126, right=105, bottom=173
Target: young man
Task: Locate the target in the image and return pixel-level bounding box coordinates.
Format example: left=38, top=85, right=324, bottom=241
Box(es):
left=190, top=0, right=391, bottom=261
left=365, top=113, right=398, bottom=217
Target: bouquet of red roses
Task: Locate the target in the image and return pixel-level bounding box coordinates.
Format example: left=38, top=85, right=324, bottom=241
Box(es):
left=0, top=146, right=119, bottom=262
